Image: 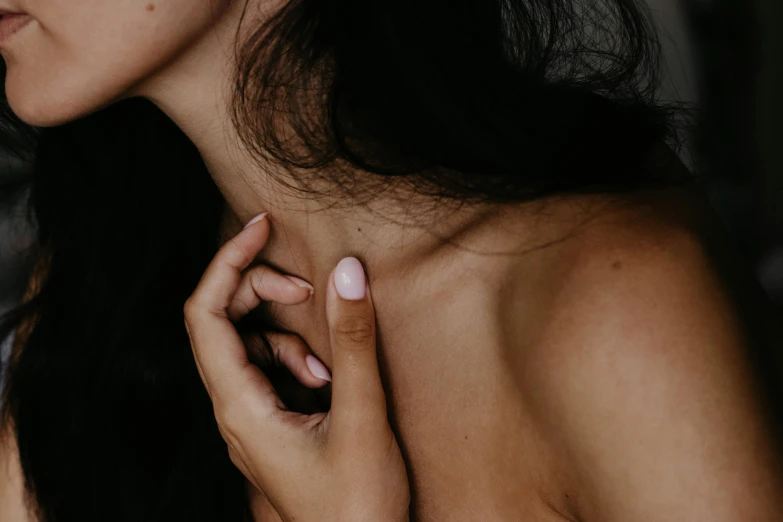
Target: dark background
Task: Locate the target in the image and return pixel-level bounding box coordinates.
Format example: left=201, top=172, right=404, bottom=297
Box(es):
left=1, top=0, right=782, bottom=325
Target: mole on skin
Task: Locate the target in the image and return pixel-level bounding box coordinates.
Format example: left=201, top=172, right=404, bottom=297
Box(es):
left=145, top=3, right=155, bottom=12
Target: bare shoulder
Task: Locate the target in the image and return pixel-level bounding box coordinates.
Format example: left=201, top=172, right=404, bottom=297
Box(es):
left=0, top=255, right=47, bottom=522
left=506, top=188, right=783, bottom=521
left=0, top=422, right=34, bottom=522
left=513, top=186, right=777, bottom=351
left=1, top=332, right=38, bottom=522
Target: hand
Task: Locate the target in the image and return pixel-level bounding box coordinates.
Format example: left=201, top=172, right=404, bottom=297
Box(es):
left=184, top=212, right=410, bottom=522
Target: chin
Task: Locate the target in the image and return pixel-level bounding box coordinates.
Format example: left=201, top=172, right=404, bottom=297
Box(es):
left=5, top=72, right=123, bottom=128
left=6, top=99, right=77, bottom=128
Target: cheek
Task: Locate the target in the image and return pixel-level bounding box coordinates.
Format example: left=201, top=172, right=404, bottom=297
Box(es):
left=3, top=1, right=224, bottom=127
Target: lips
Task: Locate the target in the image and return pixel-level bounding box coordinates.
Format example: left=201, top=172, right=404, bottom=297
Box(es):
left=0, top=11, right=32, bottom=41
left=0, top=12, right=27, bottom=21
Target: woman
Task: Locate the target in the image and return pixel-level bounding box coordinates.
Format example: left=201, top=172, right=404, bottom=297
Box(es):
left=1, top=0, right=782, bottom=520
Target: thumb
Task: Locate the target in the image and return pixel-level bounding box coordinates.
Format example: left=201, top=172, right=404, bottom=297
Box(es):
left=326, top=257, right=388, bottom=433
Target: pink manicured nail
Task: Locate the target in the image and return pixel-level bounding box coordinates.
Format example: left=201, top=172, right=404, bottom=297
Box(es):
left=306, top=355, right=332, bottom=382
left=334, top=257, right=366, bottom=301
left=243, top=212, right=268, bottom=229
left=285, top=275, right=315, bottom=295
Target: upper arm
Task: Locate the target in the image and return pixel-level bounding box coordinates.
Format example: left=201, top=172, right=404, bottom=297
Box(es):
left=526, top=226, right=783, bottom=521
left=0, top=424, right=33, bottom=522
left=0, top=255, right=46, bottom=522
left=0, top=329, right=35, bottom=522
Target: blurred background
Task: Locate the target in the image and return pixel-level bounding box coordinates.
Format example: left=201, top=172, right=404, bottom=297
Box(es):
left=1, top=0, right=782, bottom=329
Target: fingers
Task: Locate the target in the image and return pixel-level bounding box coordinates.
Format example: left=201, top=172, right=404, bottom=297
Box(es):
left=185, top=214, right=279, bottom=408
left=265, top=332, right=332, bottom=388
left=228, top=266, right=314, bottom=322
left=186, top=213, right=316, bottom=404
left=326, top=257, right=388, bottom=432
left=189, top=213, right=270, bottom=314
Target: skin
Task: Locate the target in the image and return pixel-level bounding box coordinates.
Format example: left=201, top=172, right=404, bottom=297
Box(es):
left=185, top=217, right=409, bottom=521
left=2, top=1, right=783, bottom=521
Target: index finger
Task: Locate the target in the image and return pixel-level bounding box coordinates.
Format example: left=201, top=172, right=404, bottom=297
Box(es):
left=190, top=213, right=270, bottom=313
left=184, top=213, right=277, bottom=406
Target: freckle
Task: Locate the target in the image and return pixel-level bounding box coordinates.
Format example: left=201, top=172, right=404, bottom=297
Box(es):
left=357, top=227, right=362, bottom=232
left=145, top=3, right=155, bottom=11
left=464, top=435, right=468, bottom=440
left=612, top=260, right=623, bottom=270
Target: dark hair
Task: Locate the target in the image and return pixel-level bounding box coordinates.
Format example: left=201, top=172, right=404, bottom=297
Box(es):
left=233, top=0, right=683, bottom=203
left=1, top=0, right=683, bottom=520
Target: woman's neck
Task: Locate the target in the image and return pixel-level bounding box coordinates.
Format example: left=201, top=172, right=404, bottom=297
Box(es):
left=129, top=0, right=504, bottom=295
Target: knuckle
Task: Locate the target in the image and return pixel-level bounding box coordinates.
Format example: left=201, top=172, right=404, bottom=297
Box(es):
left=333, top=315, right=374, bottom=347
left=183, top=295, right=208, bottom=318
left=249, top=266, right=269, bottom=290
left=183, top=298, right=196, bottom=319
left=227, top=237, right=253, bottom=268
left=182, top=298, right=201, bottom=327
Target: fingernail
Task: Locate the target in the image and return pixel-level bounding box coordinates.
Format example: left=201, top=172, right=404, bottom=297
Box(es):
left=306, top=355, right=332, bottom=382
left=243, top=212, right=268, bottom=230
left=334, top=257, right=366, bottom=301
left=285, top=275, right=315, bottom=295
